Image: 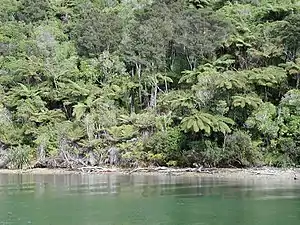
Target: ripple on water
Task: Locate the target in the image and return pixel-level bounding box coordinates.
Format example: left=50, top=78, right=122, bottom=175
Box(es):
left=255, top=195, right=300, bottom=200
left=0, top=183, right=37, bottom=195
left=1, top=174, right=300, bottom=225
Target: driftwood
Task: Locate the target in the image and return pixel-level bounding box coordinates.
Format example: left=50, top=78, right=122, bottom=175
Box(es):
left=128, top=167, right=218, bottom=174
left=77, top=166, right=117, bottom=173
left=70, top=166, right=218, bottom=175
left=249, top=170, right=276, bottom=176
left=33, top=155, right=87, bottom=170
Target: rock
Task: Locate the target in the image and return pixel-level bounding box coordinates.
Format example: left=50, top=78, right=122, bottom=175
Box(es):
left=87, top=152, right=97, bottom=166
left=0, top=151, right=9, bottom=169
left=107, top=147, right=120, bottom=166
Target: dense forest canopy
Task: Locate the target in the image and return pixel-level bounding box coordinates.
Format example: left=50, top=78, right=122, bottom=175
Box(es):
left=0, top=0, right=300, bottom=169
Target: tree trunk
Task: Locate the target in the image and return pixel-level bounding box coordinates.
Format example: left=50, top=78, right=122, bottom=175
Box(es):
left=37, top=143, right=46, bottom=161
left=149, top=84, right=157, bottom=108
left=296, top=74, right=300, bottom=89
left=154, top=83, right=157, bottom=107
left=165, top=78, right=168, bottom=93
left=130, top=68, right=135, bottom=113
left=223, top=133, right=227, bottom=152
left=136, top=63, right=142, bottom=106
left=186, top=55, right=193, bottom=71
left=264, top=86, right=268, bottom=101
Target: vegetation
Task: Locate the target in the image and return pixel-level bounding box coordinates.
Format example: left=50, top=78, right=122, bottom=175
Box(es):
left=0, top=0, right=300, bottom=169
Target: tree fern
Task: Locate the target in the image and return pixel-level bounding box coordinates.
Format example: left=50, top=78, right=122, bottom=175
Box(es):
left=279, top=58, right=300, bottom=88
left=249, top=66, right=286, bottom=87
left=181, top=111, right=234, bottom=134
left=232, top=94, right=263, bottom=109
left=215, top=71, right=248, bottom=90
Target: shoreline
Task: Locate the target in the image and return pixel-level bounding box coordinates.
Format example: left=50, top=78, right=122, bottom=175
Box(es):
left=0, top=167, right=299, bottom=180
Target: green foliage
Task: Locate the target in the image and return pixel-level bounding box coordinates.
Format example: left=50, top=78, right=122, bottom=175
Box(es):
left=187, top=140, right=223, bottom=167
left=108, top=125, right=137, bottom=140
left=222, top=131, right=261, bottom=167
left=145, top=127, right=185, bottom=166
left=0, top=0, right=18, bottom=22
left=279, top=89, right=300, bottom=139
left=119, top=111, right=157, bottom=130
left=264, top=137, right=300, bottom=167
left=16, top=0, right=52, bottom=23
left=1, top=0, right=300, bottom=168
left=185, top=131, right=261, bottom=167
left=248, top=66, right=286, bottom=88
left=232, top=94, right=262, bottom=109
left=246, top=102, right=279, bottom=138
left=181, top=111, right=234, bottom=134
left=75, top=7, right=123, bottom=56
left=8, top=145, right=32, bottom=169
left=280, top=58, right=300, bottom=88
left=174, top=8, right=231, bottom=69
left=215, top=71, right=248, bottom=90
left=275, top=13, right=300, bottom=61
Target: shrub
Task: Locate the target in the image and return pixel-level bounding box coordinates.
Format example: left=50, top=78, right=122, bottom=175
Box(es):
left=222, top=131, right=262, bottom=167
left=184, top=131, right=261, bottom=168
left=186, top=140, right=223, bottom=167
left=8, top=145, right=32, bottom=169
left=265, top=138, right=300, bottom=167
left=144, top=127, right=185, bottom=166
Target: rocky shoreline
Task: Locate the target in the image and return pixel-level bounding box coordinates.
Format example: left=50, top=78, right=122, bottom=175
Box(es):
left=0, top=167, right=299, bottom=180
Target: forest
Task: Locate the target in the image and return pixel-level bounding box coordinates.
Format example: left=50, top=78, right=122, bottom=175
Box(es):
left=0, top=0, right=300, bottom=169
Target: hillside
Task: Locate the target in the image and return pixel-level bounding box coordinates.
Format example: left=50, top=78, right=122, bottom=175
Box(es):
left=0, top=0, right=300, bottom=169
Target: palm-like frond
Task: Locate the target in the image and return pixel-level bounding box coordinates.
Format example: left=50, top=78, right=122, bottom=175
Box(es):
left=232, top=95, right=263, bottom=109
left=215, top=71, right=248, bottom=90
left=181, top=111, right=234, bottom=134
left=249, top=66, right=286, bottom=87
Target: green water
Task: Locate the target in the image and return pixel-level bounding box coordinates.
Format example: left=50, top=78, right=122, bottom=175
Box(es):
left=0, top=174, right=299, bottom=225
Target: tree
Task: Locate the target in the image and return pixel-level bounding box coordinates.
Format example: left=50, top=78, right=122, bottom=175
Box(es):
left=181, top=111, right=234, bottom=134
left=0, top=0, right=18, bottom=22
left=1, top=0, right=300, bottom=168
left=280, top=58, right=300, bottom=88
left=75, top=7, right=123, bottom=56
left=16, top=0, right=52, bottom=23
left=120, top=2, right=173, bottom=109
left=173, top=8, right=231, bottom=70
left=273, top=12, right=300, bottom=61
left=232, top=94, right=262, bottom=109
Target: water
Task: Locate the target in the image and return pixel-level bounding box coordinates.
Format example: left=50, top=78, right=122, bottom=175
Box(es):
left=0, top=173, right=299, bottom=225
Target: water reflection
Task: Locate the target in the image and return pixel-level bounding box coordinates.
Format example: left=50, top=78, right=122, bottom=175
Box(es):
left=0, top=173, right=299, bottom=199
left=0, top=174, right=300, bottom=225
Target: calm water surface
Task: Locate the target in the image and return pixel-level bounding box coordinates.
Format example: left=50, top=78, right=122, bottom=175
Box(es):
left=0, top=173, right=299, bottom=225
